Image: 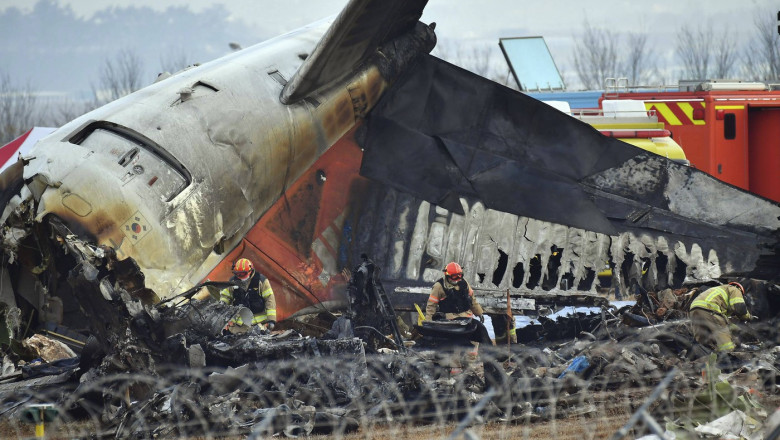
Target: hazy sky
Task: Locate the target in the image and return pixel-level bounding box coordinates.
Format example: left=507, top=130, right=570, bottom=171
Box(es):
left=4, top=0, right=772, bottom=41
left=1, top=0, right=777, bottom=96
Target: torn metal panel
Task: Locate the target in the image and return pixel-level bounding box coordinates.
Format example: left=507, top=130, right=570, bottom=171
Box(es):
left=352, top=184, right=618, bottom=308
left=0, top=161, right=24, bottom=223
left=157, top=299, right=251, bottom=339
left=0, top=263, right=17, bottom=312
left=0, top=368, right=75, bottom=395
left=345, top=183, right=634, bottom=308
left=204, top=334, right=366, bottom=369
left=357, top=55, right=780, bottom=300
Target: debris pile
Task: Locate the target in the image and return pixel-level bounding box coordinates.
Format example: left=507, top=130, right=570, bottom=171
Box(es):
left=0, top=280, right=775, bottom=438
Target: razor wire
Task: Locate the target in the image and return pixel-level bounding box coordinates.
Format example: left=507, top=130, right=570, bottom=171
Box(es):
left=0, top=330, right=779, bottom=440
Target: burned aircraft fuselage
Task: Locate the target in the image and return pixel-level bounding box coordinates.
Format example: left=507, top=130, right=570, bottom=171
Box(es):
left=22, top=23, right=376, bottom=299
left=0, top=7, right=436, bottom=337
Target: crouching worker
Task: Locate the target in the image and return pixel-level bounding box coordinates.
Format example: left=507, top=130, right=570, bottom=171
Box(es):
left=689, top=282, right=755, bottom=352
left=425, top=262, right=492, bottom=372
left=220, top=258, right=277, bottom=334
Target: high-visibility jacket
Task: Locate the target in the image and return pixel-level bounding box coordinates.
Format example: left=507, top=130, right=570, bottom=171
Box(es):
left=689, top=285, right=750, bottom=320
left=425, top=278, right=484, bottom=321
left=220, top=271, right=277, bottom=325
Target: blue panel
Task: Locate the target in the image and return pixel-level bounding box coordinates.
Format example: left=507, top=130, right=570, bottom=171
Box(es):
left=524, top=91, right=604, bottom=109
left=499, top=37, right=564, bottom=91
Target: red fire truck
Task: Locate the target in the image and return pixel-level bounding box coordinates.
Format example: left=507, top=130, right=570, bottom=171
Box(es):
left=600, top=79, right=780, bottom=203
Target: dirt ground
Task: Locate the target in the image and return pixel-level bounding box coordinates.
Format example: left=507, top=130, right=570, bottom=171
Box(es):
left=2, top=362, right=778, bottom=439
left=0, top=399, right=633, bottom=439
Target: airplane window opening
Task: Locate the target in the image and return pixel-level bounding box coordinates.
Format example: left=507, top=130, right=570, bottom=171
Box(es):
left=655, top=252, right=670, bottom=290
left=724, top=113, right=736, bottom=139
left=672, top=259, right=688, bottom=288
left=511, top=262, right=524, bottom=288
left=577, top=268, right=596, bottom=290
left=560, top=271, right=575, bottom=290
left=526, top=254, right=542, bottom=289
left=620, top=252, right=636, bottom=286
left=71, top=124, right=191, bottom=202
left=542, top=247, right=562, bottom=291
left=655, top=252, right=669, bottom=289
left=491, top=248, right=508, bottom=286
left=640, top=256, right=652, bottom=290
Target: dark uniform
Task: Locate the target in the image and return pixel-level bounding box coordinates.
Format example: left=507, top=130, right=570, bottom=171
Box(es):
left=425, top=277, right=483, bottom=321
left=425, top=277, right=491, bottom=345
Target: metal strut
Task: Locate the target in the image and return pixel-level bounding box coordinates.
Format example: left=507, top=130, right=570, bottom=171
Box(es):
left=350, top=254, right=407, bottom=353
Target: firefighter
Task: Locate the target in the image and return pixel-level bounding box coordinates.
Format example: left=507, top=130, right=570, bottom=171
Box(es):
left=424, top=262, right=491, bottom=373
left=689, top=282, right=755, bottom=352
left=426, top=262, right=483, bottom=321
left=425, top=262, right=491, bottom=341
left=220, top=258, right=277, bottom=332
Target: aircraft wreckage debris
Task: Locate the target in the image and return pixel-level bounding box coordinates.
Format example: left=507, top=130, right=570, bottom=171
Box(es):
left=0, top=0, right=779, bottom=437
left=0, top=259, right=777, bottom=438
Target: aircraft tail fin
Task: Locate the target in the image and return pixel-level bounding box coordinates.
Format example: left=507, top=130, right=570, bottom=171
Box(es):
left=281, top=0, right=429, bottom=104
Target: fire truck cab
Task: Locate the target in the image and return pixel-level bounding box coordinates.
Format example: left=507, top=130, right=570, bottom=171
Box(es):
left=602, top=80, right=780, bottom=203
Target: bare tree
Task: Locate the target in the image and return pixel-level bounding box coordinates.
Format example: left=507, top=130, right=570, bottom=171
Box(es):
left=573, top=20, right=620, bottom=89
left=742, top=9, right=780, bottom=81
left=433, top=40, right=516, bottom=88
left=675, top=25, right=713, bottom=79
left=0, top=71, right=37, bottom=144
left=95, top=48, right=145, bottom=104
left=623, top=32, right=653, bottom=86
left=713, top=30, right=738, bottom=78
left=159, top=46, right=191, bottom=75
left=40, top=99, right=96, bottom=128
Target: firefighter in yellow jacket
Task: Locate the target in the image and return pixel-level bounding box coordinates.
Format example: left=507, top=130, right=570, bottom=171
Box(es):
left=424, top=262, right=491, bottom=372
left=425, top=262, right=485, bottom=322
left=689, top=282, right=754, bottom=352
left=220, top=258, right=277, bottom=331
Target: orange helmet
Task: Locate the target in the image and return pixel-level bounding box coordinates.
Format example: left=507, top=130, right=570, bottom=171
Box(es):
left=233, top=258, right=254, bottom=280
left=728, top=281, right=744, bottom=296
left=444, top=262, right=463, bottom=282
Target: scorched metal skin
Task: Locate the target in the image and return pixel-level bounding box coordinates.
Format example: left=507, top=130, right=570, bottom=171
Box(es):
left=0, top=0, right=434, bottom=337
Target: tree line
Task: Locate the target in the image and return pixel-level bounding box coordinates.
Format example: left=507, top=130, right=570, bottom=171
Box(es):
left=0, top=48, right=193, bottom=144
left=1, top=8, right=779, bottom=145
left=573, top=9, right=779, bottom=90
left=437, top=8, right=779, bottom=92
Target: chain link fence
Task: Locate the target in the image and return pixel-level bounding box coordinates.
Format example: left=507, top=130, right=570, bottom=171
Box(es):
left=1, top=314, right=779, bottom=439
